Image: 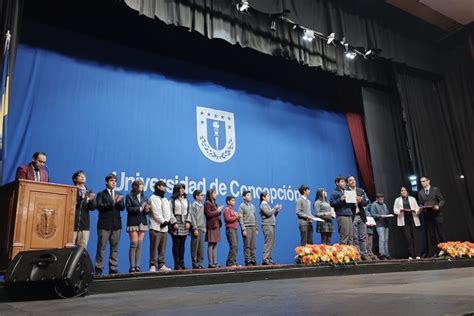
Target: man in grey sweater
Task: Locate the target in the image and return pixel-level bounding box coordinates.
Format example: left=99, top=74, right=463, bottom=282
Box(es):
left=238, top=190, right=258, bottom=266
left=296, top=185, right=313, bottom=246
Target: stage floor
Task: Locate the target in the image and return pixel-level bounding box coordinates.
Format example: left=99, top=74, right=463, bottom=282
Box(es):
left=0, top=266, right=473, bottom=315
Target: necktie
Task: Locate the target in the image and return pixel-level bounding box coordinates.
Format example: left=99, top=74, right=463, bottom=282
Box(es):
left=425, top=189, right=429, bottom=196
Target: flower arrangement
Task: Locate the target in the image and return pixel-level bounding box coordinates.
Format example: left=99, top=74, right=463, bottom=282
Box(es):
left=438, top=241, right=474, bottom=258
left=295, top=244, right=361, bottom=265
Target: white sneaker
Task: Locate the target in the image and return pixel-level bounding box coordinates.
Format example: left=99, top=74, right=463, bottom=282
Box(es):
left=149, top=265, right=156, bottom=272
left=159, top=265, right=171, bottom=271
left=416, top=256, right=421, bottom=260
left=408, top=257, right=413, bottom=260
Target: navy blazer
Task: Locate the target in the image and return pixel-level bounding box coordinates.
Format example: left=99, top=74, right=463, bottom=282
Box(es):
left=96, top=189, right=125, bottom=230
left=125, top=193, right=149, bottom=227
left=74, top=187, right=97, bottom=231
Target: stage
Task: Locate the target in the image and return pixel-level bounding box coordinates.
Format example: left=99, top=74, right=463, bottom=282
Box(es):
left=88, top=257, right=474, bottom=294
left=0, top=262, right=473, bottom=315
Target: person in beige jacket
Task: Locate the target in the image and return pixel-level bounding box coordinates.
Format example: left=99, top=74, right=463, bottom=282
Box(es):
left=393, top=187, right=421, bottom=259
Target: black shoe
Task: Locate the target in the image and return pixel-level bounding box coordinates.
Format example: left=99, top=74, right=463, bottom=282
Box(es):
left=245, top=261, right=251, bottom=266
left=262, top=260, right=271, bottom=265
left=109, top=269, right=118, bottom=274
left=135, top=266, right=141, bottom=272
left=208, top=264, right=217, bottom=268
left=174, top=266, right=182, bottom=270
left=129, top=267, right=136, bottom=273
left=251, top=261, right=257, bottom=266
left=192, top=264, right=200, bottom=269
left=180, top=264, right=187, bottom=270
left=94, top=267, right=103, bottom=276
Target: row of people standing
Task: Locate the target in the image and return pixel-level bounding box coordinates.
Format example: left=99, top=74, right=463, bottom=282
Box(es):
left=71, top=171, right=283, bottom=274
left=295, top=175, right=445, bottom=260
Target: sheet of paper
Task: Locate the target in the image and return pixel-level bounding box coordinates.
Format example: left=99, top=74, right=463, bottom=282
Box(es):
left=366, top=216, right=376, bottom=226
left=309, top=216, right=325, bottom=223
left=330, top=207, right=336, bottom=218
left=344, top=190, right=357, bottom=203
left=381, top=214, right=394, bottom=218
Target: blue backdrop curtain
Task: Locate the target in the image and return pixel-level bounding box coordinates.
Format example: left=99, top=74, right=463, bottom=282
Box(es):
left=5, top=41, right=358, bottom=271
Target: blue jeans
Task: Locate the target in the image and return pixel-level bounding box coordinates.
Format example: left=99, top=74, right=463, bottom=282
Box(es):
left=376, top=226, right=390, bottom=257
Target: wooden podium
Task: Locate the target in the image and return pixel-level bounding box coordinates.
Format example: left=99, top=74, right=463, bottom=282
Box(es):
left=0, top=180, right=77, bottom=271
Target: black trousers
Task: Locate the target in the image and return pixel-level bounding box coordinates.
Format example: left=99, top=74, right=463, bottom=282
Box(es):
left=172, top=235, right=187, bottom=267
left=403, top=215, right=421, bottom=258
left=424, top=214, right=445, bottom=257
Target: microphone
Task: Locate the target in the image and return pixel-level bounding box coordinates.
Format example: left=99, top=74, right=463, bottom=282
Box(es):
left=44, top=165, right=51, bottom=183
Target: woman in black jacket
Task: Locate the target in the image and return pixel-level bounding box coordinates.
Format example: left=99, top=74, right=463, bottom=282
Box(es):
left=125, top=180, right=150, bottom=272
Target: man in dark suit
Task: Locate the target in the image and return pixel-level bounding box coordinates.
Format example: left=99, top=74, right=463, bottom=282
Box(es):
left=418, top=176, right=445, bottom=257
left=95, top=173, right=125, bottom=275
left=15, top=152, right=49, bottom=182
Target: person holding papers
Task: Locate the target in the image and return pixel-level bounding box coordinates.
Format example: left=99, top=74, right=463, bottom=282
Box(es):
left=346, top=176, right=371, bottom=261
left=330, top=176, right=353, bottom=245
left=393, top=187, right=421, bottom=259
left=370, top=193, right=392, bottom=260
left=296, top=185, right=313, bottom=245
left=314, top=188, right=334, bottom=245
left=418, top=176, right=445, bottom=257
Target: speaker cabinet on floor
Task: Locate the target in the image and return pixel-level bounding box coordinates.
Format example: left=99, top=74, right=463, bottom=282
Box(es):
left=3, top=246, right=93, bottom=300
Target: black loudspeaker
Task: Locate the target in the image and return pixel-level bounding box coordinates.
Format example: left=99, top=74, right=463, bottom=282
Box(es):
left=3, top=247, right=93, bottom=300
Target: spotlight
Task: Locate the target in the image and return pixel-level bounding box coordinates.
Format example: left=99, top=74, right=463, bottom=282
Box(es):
left=460, top=174, right=465, bottom=179
left=270, top=20, right=276, bottom=31
left=302, top=29, right=315, bottom=42
left=344, top=51, right=356, bottom=59
left=237, top=1, right=250, bottom=13
left=327, top=32, right=336, bottom=45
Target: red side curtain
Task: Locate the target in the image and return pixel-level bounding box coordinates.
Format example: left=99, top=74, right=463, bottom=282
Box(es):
left=345, top=112, right=376, bottom=199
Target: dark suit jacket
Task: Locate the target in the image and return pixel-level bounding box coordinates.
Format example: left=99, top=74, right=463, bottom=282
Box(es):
left=205, top=200, right=221, bottom=229
left=418, top=186, right=445, bottom=222
left=125, top=193, right=148, bottom=227
left=96, top=189, right=125, bottom=230
left=16, top=163, right=49, bottom=182
left=74, top=187, right=97, bottom=231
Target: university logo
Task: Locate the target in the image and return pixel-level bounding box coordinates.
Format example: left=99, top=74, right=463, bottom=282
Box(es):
left=196, top=106, right=236, bottom=163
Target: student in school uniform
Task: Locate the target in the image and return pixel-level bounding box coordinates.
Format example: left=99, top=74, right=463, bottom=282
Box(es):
left=125, top=179, right=150, bottom=273
left=224, top=196, right=241, bottom=267
left=260, top=192, right=282, bottom=265
left=189, top=190, right=206, bottom=269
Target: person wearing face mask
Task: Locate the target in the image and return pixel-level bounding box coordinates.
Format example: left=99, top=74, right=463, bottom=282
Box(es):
left=148, top=180, right=172, bottom=272
left=16, top=152, right=49, bottom=182
left=72, top=170, right=96, bottom=248
left=394, top=187, right=421, bottom=260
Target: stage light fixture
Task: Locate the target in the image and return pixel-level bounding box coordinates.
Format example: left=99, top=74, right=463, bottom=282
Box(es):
left=237, top=1, right=250, bottom=13
left=460, top=174, right=465, bottom=179
left=344, top=51, right=356, bottom=59
left=302, top=29, right=315, bottom=42
left=327, top=32, right=336, bottom=45
left=270, top=20, right=277, bottom=31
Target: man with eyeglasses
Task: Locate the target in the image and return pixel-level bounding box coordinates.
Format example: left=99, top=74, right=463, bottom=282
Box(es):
left=418, top=176, right=445, bottom=257
left=15, top=152, right=49, bottom=182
